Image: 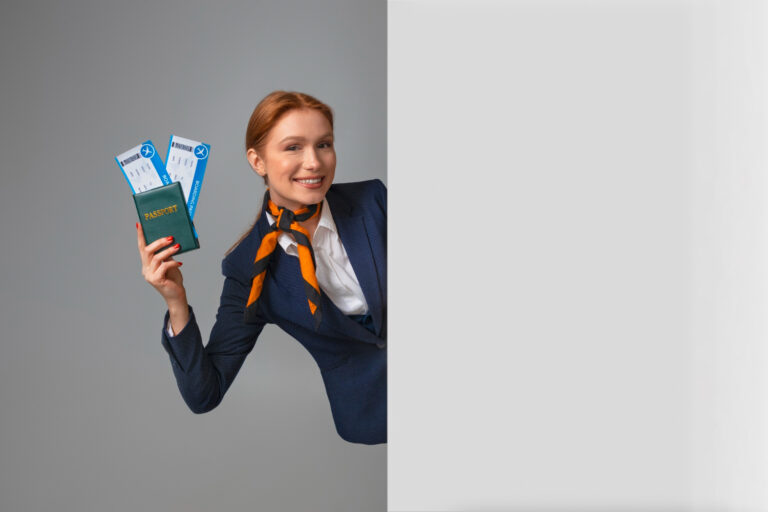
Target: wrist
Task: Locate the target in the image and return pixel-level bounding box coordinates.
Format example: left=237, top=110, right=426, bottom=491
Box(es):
left=167, top=296, right=189, bottom=316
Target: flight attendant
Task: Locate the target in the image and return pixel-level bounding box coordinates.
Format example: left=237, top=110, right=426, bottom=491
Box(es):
left=136, top=91, right=387, bottom=444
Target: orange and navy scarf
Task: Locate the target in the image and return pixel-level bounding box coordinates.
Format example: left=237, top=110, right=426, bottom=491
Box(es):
left=244, top=189, right=322, bottom=329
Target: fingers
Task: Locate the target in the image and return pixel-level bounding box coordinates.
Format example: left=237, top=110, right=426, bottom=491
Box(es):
left=136, top=223, right=184, bottom=295
left=139, top=230, right=178, bottom=274
left=136, top=223, right=161, bottom=268
left=144, top=258, right=183, bottom=289
left=141, top=235, right=173, bottom=265
left=146, top=235, right=175, bottom=254
left=156, top=259, right=183, bottom=277
left=143, top=243, right=182, bottom=283
left=148, top=241, right=180, bottom=272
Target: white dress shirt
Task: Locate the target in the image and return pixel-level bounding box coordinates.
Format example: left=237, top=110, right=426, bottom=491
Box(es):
left=167, top=198, right=368, bottom=336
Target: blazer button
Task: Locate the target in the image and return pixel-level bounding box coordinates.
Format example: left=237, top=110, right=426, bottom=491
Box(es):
left=377, top=342, right=386, bottom=349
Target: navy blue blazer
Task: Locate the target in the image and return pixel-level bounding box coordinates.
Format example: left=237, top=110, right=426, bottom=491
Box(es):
left=160, top=179, right=387, bottom=445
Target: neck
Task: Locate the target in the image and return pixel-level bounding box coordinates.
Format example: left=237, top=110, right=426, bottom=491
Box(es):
left=298, top=202, right=321, bottom=242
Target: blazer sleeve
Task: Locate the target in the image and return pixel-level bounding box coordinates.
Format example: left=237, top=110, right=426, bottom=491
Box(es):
left=160, top=258, right=266, bottom=414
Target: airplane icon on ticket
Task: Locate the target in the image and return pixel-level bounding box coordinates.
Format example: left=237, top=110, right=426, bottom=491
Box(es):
left=194, top=144, right=209, bottom=160
left=140, top=143, right=155, bottom=159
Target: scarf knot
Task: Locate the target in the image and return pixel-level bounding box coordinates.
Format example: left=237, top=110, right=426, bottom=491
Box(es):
left=276, top=209, right=295, bottom=231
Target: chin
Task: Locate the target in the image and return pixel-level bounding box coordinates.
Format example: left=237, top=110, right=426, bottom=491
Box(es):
left=293, top=182, right=331, bottom=199
left=301, top=191, right=327, bottom=205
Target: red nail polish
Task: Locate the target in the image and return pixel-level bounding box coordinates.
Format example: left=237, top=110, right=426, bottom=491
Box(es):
left=174, top=243, right=180, bottom=249
left=178, top=262, right=183, bottom=267
left=167, top=236, right=173, bottom=241
left=135, top=222, right=139, bottom=229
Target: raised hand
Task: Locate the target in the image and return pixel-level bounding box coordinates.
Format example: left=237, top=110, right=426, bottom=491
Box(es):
left=136, top=222, right=186, bottom=304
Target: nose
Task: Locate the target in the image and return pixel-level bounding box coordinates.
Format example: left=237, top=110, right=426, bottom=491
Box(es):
left=303, top=147, right=320, bottom=170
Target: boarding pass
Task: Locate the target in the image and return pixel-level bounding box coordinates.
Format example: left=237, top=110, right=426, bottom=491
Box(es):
left=115, top=140, right=171, bottom=194
left=164, top=135, right=210, bottom=220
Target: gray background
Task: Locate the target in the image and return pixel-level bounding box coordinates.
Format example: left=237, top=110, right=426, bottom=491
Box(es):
left=0, top=0, right=386, bottom=511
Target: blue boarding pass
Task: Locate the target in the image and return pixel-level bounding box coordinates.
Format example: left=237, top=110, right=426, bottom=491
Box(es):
left=115, top=140, right=171, bottom=193
left=164, top=135, right=210, bottom=220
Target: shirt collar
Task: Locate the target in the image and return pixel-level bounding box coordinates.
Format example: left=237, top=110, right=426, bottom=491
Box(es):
left=264, top=197, right=336, bottom=251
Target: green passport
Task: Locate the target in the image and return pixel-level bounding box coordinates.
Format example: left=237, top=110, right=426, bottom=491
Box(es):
left=134, top=182, right=200, bottom=254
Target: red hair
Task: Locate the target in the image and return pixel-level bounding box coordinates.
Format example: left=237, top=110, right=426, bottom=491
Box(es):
left=245, top=90, right=334, bottom=157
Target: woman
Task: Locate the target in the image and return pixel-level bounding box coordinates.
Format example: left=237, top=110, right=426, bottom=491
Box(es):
left=136, top=91, right=386, bottom=445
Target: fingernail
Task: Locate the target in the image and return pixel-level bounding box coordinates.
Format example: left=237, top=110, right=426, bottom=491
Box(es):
left=135, top=222, right=139, bottom=229
left=177, top=262, right=183, bottom=267
left=167, top=236, right=173, bottom=242
left=173, top=243, right=180, bottom=249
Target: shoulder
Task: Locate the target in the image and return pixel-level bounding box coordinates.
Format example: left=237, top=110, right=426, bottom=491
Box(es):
left=222, top=219, right=263, bottom=283
left=329, top=178, right=386, bottom=195
left=329, top=178, right=386, bottom=196
left=327, top=179, right=386, bottom=216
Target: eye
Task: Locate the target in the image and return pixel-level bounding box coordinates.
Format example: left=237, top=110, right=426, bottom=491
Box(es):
left=286, top=145, right=299, bottom=151
left=318, top=141, right=333, bottom=149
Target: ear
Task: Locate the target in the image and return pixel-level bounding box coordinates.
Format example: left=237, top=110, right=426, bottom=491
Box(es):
left=246, top=148, right=266, bottom=178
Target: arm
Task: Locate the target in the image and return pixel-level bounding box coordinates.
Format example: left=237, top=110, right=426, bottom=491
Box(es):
left=160, top=259, right=266, bottom=414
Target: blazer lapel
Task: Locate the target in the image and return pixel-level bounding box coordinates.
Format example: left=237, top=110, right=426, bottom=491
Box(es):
left=326, top=191, right=385, bottom=337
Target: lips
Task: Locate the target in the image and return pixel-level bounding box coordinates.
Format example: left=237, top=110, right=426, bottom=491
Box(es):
left=294, top=176, right=324, bottom=188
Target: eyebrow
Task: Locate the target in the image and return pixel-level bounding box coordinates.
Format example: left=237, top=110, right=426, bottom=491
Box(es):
left=277, top=133, right=334, bottom=144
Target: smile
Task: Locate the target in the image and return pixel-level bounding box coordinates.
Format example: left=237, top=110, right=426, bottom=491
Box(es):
left=294, top=177, right=324, bottom=188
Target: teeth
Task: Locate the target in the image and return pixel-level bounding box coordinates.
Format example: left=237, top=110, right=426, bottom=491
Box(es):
left=296, top=178, right=321, bottom=184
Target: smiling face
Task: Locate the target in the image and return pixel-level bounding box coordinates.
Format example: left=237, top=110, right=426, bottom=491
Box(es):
left=247, top=108, right=336, bottom=211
